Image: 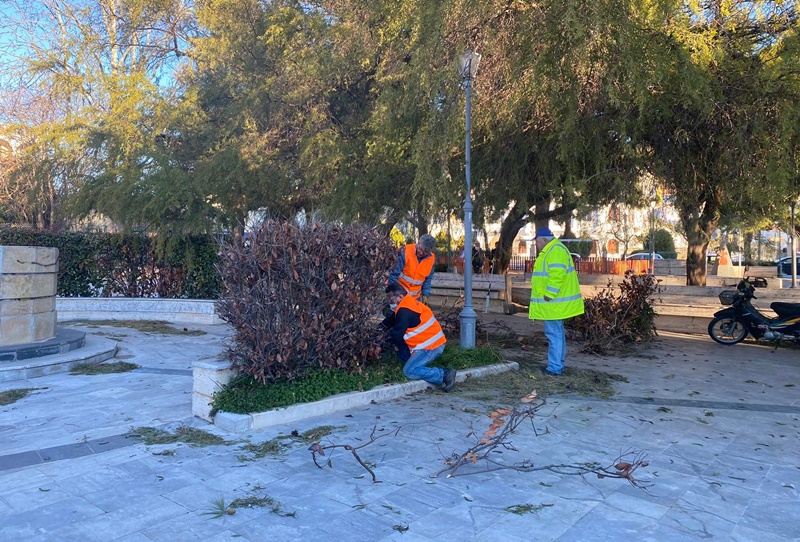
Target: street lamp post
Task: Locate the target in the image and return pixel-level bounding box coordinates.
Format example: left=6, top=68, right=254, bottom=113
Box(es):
left=458, top=50, right=481, bottom=349
left=649, top=200, right=656, bottom=275
left=792, top=201, right=797, bottom=288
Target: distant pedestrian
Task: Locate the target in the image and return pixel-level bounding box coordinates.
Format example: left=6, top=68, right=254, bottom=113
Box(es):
left=529, top=227, right=584, bottom=376
left=471, top=243, right=484, bottom=275
left=487, top=242, right=500, bottom=273
left=388, top=234, right=436, bottom=303
left=382, top=283, right=456, bottom=391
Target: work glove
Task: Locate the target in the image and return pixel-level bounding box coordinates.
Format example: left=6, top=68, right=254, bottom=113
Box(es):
left=420, top=295, right=429, bottom=305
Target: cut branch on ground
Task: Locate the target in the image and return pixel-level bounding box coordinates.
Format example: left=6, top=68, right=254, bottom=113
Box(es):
left=308, top=418, right=401, bottom=483
left=432, top=390, right=653, bottom=490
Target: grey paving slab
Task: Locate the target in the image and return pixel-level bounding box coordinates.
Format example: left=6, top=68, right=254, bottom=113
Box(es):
left=1, top=320, right=799, bottom=541
left=0, top=450, right=43, bottom=471
left=0, top=497, right=106, bottom=541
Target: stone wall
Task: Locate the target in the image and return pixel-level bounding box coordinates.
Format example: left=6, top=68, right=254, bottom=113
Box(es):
left=0, top=246, right=59, bottom=346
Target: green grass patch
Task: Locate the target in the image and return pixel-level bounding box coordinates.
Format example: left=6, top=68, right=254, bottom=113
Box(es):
left=0, top=388, right=41, bottom=406
left=129, top=426, right=228, bottom=447
left=230, top=495, right=295, bottom=517
left=291, top=425, right=340, bottom=443
left=458, top=352, right=627, bottom=403
left=66, top=319, right=206, bottom=336
left=238, top=425, right=341, bottom=461
left=212, top=345, right=501, bottom=415
left=70, top=361, right=139, bottom=375
left=505, top=503, right=555, bottom=515
left=238, top=438, right=288, bottom=460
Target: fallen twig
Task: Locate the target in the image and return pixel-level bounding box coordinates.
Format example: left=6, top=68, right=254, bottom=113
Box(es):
left=308, top=418, right=400, bottom=483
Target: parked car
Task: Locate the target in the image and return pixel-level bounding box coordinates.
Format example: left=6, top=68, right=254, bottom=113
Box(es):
left=626, top=252, right=663, bottom=260
left=776, top=256, right=800, bottom=277
left=708, top=251, right=746, bottom=265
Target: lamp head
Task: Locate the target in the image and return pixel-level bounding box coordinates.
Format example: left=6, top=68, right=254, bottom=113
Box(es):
left=458, top=50, right=481, bottom=80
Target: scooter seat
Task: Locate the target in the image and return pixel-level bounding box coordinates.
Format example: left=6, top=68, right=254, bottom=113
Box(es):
left=770, top=302, right=800, bottom=318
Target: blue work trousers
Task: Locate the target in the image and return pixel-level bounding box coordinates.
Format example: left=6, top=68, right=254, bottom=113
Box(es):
left=403, top=345, right=446, bottom=385
left=543, top=319, right=566, bottom=374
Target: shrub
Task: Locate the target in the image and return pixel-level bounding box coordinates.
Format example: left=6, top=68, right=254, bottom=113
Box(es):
left=641, top=228, right=675, bottom=256
left=0, top=226, right=221, bottom=298
left=560, top=238, right=594, bottom=257
left=567, top=271, right=660, bottom=354
left=216, top=221, right=396, bottom=382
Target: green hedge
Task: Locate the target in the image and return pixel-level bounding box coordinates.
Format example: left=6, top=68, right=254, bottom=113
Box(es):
left=560, top=238, right=594, bottom=258
left=0, top=226, right=221, bottom=299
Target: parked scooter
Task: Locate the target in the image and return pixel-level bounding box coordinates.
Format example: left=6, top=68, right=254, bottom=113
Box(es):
left=708, top=277, right=800, bottom=347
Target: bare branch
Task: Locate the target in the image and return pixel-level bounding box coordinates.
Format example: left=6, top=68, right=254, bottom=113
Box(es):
left=308, top=418, right=401, bottom=483
left=432, top=392, right=654, bottom=491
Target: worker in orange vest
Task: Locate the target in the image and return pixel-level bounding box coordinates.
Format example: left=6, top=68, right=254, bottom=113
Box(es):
left=382, top=283, right=456, bottom=391
left=388, top=234, right=436, bottom=302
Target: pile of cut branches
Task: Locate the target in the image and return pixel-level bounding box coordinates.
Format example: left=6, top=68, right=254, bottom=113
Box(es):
left=568, top=271, right=660, bottom=354
left=435, top=298, right=486, bottom=340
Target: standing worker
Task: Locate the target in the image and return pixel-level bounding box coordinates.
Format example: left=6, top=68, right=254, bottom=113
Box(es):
left=529, top=227, right=584, bottom=376
left=388, top=234, right=437, bottom=303
left=382, top=283, right=456, bottom=391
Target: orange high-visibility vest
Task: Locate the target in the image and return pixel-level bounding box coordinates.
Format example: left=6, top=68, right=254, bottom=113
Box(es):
left=398, top=244, right=434, bottom=298
left=396, top=295, right=447, bottom=351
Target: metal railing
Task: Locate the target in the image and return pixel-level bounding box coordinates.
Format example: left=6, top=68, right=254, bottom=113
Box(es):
left=439, top=255, right=652, bottom=277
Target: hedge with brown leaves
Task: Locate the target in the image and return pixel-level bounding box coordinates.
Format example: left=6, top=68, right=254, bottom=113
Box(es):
left=217, top=221, right=396, bottom=382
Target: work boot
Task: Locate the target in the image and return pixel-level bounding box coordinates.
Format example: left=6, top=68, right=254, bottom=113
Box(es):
left=442, top=368, right=457, bottom=392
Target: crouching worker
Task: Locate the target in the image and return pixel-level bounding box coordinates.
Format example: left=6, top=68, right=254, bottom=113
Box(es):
left=382, top=283, right=456, bottom=392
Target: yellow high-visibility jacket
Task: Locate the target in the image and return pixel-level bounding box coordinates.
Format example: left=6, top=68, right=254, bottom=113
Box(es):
left=529, top=239, right=584, bottom=321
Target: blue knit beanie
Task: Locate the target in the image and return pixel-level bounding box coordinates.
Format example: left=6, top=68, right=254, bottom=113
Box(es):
left=535, top=227, right=554, bottom=238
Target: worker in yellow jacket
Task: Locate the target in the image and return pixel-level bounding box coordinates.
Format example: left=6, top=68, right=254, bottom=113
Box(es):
left=529, top=227, right=584, bottom=375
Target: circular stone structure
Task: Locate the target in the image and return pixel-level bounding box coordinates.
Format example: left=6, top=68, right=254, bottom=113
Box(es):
left=0, top=246, right=59, bottom=346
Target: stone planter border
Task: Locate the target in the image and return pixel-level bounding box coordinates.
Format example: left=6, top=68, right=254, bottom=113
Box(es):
left=193, top=361, right=519, bottom=433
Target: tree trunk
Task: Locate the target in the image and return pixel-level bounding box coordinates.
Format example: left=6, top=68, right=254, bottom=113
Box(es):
left=493, top=204, right=528, bottom=274
left=685, top=241, right=709, bottom=286
left=743, top=231, right=753, bottom=263
left=563, top=218, right=573, bottom=238
left=681, top=204, right=720, bottom=286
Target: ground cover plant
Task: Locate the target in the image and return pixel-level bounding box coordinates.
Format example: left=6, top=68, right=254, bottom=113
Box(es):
left=456, top=354, right=627, bottom=403
left=70, top=361, right=139, bottom=375
left=0, top=388, right=42, bottom=406
left=128, top=426, right=228, bottom=447
left=455, top=319, right=628, bottom=402
left=211, top=344, right=501, bottom=415
left=66, top=319, right=206, bottom=336
left=237, top=426, right=340, bottom=461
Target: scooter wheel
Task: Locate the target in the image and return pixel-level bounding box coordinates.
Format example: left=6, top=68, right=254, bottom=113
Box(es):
left=708, top=316, right=748, bottom=345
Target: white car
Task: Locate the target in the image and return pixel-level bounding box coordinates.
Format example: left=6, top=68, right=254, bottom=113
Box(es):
left=626, top=253, right=663, bottom=260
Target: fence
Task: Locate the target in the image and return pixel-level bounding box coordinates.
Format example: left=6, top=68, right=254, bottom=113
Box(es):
left=440, top=254, right=652, bottom=277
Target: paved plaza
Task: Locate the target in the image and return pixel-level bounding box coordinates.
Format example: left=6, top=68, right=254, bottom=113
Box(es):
left=1, top=315, right=799, bottom=541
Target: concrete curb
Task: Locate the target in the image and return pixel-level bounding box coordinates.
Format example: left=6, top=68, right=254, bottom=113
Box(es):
left=213, top=361, right=520, bottom=433
left=56, top=297, right=224, bottom=325
left=0, top=335, right=118, bottom=382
